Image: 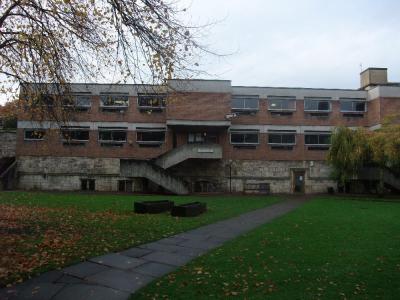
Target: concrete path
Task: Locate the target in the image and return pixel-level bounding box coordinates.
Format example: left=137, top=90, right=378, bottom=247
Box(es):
left=1, top=197, right=307, bottom=300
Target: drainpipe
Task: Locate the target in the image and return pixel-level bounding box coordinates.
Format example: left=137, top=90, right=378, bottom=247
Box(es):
left=229, top=159, right=232, bottom=193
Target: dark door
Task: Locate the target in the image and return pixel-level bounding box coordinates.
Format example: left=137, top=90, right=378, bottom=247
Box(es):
left=293, top=171, right=305, bottom=193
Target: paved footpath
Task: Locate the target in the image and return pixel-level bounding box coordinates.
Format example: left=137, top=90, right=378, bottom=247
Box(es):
left=1, top=197, right=308, bottom=300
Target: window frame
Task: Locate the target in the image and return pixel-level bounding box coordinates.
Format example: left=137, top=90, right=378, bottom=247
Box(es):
left=230, top=130, right=260, bottom=145
left=268, top=131, right=297, bottom=146
left=340, top=99, right=367, bottom=113
left=60, top=126, right=90, bottom=143
left=304, top=131, right=332, bottom=146
left=62, top=95, right=92, bottom=110
left=24, top=129, right=46, bottom=141
left=304, top=98, right=332, bottom=112
left=267, top=97, right=297, bottom=112
left=100, top=94, right=129, bottom=110
left=231, top=95, right=260, bottom=112
left=136, top=127, right=166, bottom=145
left=137, top=93, right=167, bottom=110
left=98, top=127, right=128, bottom=144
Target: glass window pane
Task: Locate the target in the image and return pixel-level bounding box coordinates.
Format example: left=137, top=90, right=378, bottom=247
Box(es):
left=305, top=135, right=318, bottom=145
left=232, top=98, right=244, bottom=109
left=340, top=100, right=352, bottom=111
left=231, top=133, right=244, bottom=143
left=245, top=133, right=258, bottom=144
left=112, top=131, right=127, bottom=141
left=99, top=131, right=112, bottom=141
left=25, top=130, right=45, bottom=140
left=354, top=102, right=365, bottom=112
left=304, top=100, right=316, bottom=111
left=268, top=134, right=282, bottom=144
left=282, top=134, right=295, bottom=144
left=269, top=99, right=281, bottom=110
left=319, top=135, right=331, bottom=144
left=318, top=101, right=330, bottom=111
left=245, top=98, right=258, bottom=109
left=76, top=96, right=91, bottom=107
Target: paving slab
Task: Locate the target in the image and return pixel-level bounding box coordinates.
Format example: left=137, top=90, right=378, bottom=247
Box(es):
left=89, top=253, right=146, bottom=269
left=133, top=262, right=177, bottom=277
left=0, top=282, right=64, bottom=300
left=141, top=251, right=193, bottom=266
left=118, top=247, right=152, bottom=258
left=63, top=261, right=110, bottom=278
left=52, top=284, right=129, bottom=300
left=56, top=274, right=85, bottom=284
left=157, top=236, right=187, bottom=245
left=178, top=239, right=223, bottom=250
left=86, top=269, right=153, bottom=293
left=138, top=242, right=188, bottom=253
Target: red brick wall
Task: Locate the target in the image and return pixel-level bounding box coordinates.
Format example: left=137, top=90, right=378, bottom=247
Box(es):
left=166, top=92, right=231, bottom=121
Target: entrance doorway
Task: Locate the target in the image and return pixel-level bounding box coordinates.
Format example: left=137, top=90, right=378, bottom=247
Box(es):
left=292, top=170, right=305, bottom=193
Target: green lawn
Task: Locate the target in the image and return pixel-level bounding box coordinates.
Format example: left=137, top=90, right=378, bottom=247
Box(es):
left=132, top=197, right=400, bottom=299
left=0, top=191, right=279, bottom=286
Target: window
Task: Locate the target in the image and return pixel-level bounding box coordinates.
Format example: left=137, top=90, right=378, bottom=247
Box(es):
left=268, top=97, right=296, bottom=111
left=188, top=132, right=218, bottom=144
left=63, top=95, right=91, bottom=110
left=188, top=132, right=205, bottom=144
left=268, top=131, right=296, bottom=150
left=304, top=131, right=331, bottom=150
left=340, top=99, right=366, bottom=112
left=118, top=180, right=133, bottom=192
left=100, top=94, right=129, bottom=110
left=231, top=95, right=259, bottom=112
left=61, top=126, right=90, bottom=145
left=304, top=98, right=331, bottom=112
left=137, top=93, right=166, bottom=111
left=98, top=127, right=127, bottom=146
left=136, top=127, right=166, bottom=146
left=24, top=129, right=46, bottom=141
left=81, top=179, right=95, bottom=191
left=230, top=130, right=259, bottom=146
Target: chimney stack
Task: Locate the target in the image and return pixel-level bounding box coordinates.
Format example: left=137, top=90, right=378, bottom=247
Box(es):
left=360, top=67, right=388, bottom=90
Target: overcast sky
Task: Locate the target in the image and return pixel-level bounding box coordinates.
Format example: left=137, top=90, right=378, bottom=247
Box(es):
left=185, top=0, right=400, bottom=89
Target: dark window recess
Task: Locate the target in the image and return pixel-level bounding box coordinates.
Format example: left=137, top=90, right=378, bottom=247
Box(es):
left=304, top=99, right=331, bottom=112
left=99, top=128, right=127, bottom=147
left=230, top=131, right=259, bottom=145
left=268, top=133, right=296, bottom=145
left=61, top=127, right=89, bottom=146
left=24, top=129, right=46, bottom=140
left=63, top=95, right=91, bottom=111
left=188, top=132, right=218, bottom=144
left=268, top=97, right=296, bottom=111
left=231, top=95, right=259, bottom=113
left=137, top=130, right=165, bottom=146
left=100, top=94, right=129, bottom=110
left=137, top=93, right=166, bottom=111
left=118, top=180, right=133, bottom=192
left=340, top=100, right=366, bottom=112
left=81, top=179, right=95, bottom=191
left=305, top=133, right=331, bottom=150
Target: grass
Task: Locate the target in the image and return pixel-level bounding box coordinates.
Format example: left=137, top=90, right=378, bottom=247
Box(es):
left=0, top=191, right=279, bottom=286
left=132, top=196, right=400, bottom=299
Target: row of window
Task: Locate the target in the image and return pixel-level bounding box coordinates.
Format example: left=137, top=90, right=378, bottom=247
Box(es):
left=230, top=130, right=331, bottom=149
left=231, top=96, right=367, bottom=113
left=24, top=127, right=166, bottom=147
left=24, top=128, right=331, bottom=149
left=40, top=93, right=166, bottom=111
left=39, top=93, right=367, bottom=114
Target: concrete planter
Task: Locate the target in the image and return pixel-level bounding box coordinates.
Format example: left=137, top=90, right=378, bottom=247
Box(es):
left=171, top=202, right=207, bottom=217
left=134, top=200, right=174, bottom=214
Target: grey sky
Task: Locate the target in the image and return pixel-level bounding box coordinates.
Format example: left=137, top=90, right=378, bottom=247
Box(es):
left=186, top=0, right=400, bottom=89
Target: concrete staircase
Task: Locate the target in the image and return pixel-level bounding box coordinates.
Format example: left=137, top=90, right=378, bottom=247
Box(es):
left=155, top=143, right=223, bottom=169
left=120, top=160, right=189, bottom=195
left=358, top=167, right=400, bottom=191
